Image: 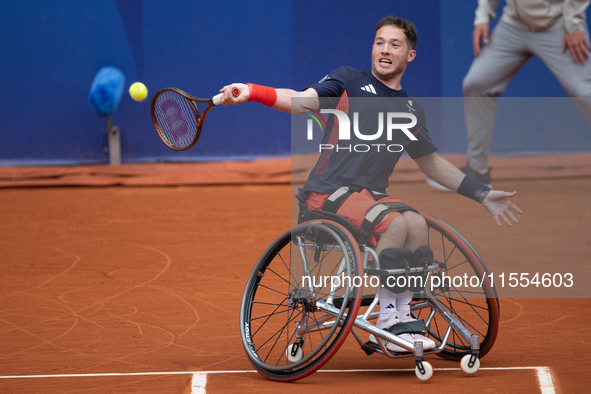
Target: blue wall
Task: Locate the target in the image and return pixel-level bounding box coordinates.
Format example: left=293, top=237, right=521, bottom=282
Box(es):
left=0, top=0, right=589, bottom=165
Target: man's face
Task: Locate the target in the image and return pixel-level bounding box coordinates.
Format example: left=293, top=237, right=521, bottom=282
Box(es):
left=371, top=25, right=416, bottom=82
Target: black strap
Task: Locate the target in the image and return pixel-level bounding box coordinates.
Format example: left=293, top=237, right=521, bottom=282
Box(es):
left=385, top=319, right=427, bottom=335
left=296, top=193, right=310, bottom=224
left=367, top=189, right=389, bottom=201
left=457, top=175, right=491, bottom=203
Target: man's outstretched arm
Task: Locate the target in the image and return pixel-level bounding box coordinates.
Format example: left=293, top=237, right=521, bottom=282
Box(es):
left=219, top=83, right=319, bottom=114
left=414, top=152, right=523, bottom=227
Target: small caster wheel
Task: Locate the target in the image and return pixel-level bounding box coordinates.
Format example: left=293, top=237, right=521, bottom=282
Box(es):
left=460, top=354, right=480, bottom=374
left=415, top=360, right=433, bottom=381
left=286, top=344, right=303, bottom=363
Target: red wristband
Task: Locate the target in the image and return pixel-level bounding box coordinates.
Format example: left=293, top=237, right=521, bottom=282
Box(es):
left=246, top=83, right=277, bottom=107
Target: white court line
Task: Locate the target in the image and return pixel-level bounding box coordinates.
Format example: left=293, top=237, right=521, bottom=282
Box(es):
left=0, top=367, right=555, bottom=394
left=191, top=372, right=207, bottom=394
left=536, top=367, right=556, bottom=394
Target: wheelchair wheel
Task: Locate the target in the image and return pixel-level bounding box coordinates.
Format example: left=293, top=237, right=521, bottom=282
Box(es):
left=414, top=214, right=500, bottom=361
left=240, top=220, right=363, bottom=381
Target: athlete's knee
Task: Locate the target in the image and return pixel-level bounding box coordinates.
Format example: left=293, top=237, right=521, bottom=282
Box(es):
left=404, top=212, right=426, bottom=231
left=403, top=212, right=427, bottom=241
left=375, top=215, right=407, bottom=248
left=385, top=215, right=408, bottom=237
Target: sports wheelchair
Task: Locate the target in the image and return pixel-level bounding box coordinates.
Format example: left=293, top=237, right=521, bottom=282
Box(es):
left=239, top=205, right=499, bottom=382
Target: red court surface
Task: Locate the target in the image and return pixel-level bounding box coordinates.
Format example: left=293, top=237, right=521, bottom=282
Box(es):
left=0, top=154, right=590, bottom=393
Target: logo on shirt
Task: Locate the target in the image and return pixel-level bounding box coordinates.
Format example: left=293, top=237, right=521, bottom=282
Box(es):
left=361, top=84, right=377, bottom=94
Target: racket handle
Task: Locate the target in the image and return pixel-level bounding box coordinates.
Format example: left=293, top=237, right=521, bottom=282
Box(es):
left=212, top=93, right=223, bottom=105
left=212, top=83, right=248, bottom=106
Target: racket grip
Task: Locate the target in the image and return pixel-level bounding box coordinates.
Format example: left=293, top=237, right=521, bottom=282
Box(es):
left=212, top=83, right=247, bottom=106
left=212, top=93, right=223, bottom=105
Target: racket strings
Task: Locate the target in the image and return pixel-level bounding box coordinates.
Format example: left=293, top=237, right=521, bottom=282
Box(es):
left=154, top=91, right=198, bottom=149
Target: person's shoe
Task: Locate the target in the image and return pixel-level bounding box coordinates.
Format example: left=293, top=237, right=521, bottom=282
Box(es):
left=398, top=309, right=436, bottom=350
left=459, top=165, right=492, bottom=187
left=426, top=164, right=492, bottom=192
left=369, top=311, right=410, bottom=353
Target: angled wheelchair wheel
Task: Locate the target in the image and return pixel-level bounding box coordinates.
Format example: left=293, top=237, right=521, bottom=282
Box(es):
left=240, top=220, right=363, bottom=382
left=413, top=214, right=500, bottom=361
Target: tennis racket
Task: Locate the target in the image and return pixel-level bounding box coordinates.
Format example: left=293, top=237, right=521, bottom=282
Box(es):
left=151, top=84, right=245, bottom=151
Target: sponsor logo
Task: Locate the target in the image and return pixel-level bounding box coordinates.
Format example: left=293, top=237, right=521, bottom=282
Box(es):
left=361, top=84, right=377, bottom=94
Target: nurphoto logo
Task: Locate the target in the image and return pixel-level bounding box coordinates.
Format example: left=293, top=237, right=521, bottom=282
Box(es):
left=305, top=109, right=417, bottom=153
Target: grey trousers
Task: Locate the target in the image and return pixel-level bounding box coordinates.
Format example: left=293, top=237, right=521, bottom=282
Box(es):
left=462, top=21, right=591, bottom=168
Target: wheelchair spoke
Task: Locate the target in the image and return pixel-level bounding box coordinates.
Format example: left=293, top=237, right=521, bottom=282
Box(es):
left=250, top=307, right=291, bottom=323
left=444, top=296, right=487, bottom=339
left=305, top=309, right=329, bottom=362
left=258, top=307, right=302, bottom=363
left=256, top=283, right=289, bottom=297
left=448, top=284, right=489, bottom=324
left=251, top=297, right=290, bottom=337
left=449, top=303, right=488, bottom=335
left=446, top=288, right=490, bottom=296
left=446, top=259, right=470, bottom=271
left=265, top=265, right=294, bottom=288
left=253, top=300, right=289, bottom=307
left=310, top=308, right=327, bottom=344
left=452, top=331, right=462, bottom=350
left=276, top=249, right=302, bottom=289
left=445, top=297, right=490, bottom=311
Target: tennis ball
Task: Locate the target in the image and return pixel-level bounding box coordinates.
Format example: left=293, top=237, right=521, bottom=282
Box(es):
left=129, top=82, right=148, bottom=101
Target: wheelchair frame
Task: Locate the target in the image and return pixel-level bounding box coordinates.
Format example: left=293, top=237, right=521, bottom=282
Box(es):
left=239, top=212, right=499, bottom=382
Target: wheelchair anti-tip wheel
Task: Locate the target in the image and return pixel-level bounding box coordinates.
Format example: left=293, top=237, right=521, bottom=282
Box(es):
left=414, top=214, right=500, bottom=361
left=286, top=344, right=303, bottom=363
left=415, top=360, right=433, bottom=381
left=240, top=220, right=363, bottom=382
left=460, top=354, right=480, bottom=374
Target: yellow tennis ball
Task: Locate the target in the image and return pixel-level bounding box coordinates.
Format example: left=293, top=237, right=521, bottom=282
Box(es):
left=129, top=82, right=148, bottom=101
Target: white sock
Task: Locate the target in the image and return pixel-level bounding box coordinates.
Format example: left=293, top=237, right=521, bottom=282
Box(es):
left=378, top=288, right=398, bottom=323
left=396, top=290, right=414, bottom=318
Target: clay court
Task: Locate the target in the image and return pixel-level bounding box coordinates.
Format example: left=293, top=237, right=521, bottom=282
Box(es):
left=0, top=154, right=589, bottom=393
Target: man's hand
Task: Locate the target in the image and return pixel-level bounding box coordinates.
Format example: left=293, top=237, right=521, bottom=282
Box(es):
left=219, top=84, right=250, bottom=106
left=562, top=32, right=591, bottom=64
left=482, top=190, right=523, bottom=227
left=473, top=23, right=490, bottom=57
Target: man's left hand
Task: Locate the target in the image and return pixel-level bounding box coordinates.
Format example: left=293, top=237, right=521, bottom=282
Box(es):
left=562, top=32, right=591, bottom=64
left=482, top=190, right=524, bottom=227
